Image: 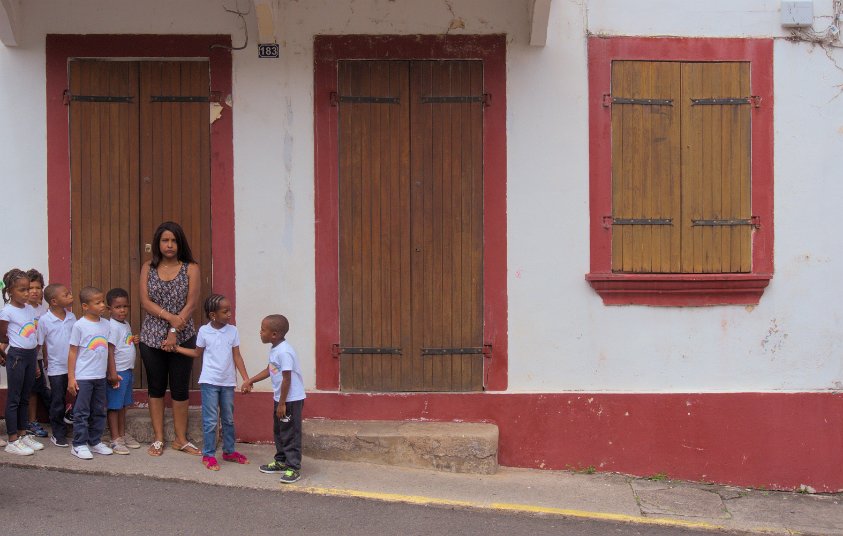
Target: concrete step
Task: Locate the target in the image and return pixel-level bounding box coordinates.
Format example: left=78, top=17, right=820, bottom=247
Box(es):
left=124, top=407, right=204, bottom=445
left=0, top=408, right=204, bottom=446
left=302, top=419, right=499, bottom=474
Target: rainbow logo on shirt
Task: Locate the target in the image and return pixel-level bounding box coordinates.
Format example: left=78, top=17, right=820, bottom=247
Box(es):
left=268, top=362, right=281, bottom=376
left=86, top=336, right=108, bottom=352
left=18, top=322, right=36, bottom=338
left=125, top=333, right=134, bottom=345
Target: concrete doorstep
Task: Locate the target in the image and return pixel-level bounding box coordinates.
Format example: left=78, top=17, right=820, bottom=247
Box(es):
left=303, top=419, right=499, bottom=474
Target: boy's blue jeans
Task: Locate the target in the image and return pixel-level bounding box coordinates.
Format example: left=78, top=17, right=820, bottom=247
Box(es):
left=199, top=383, right=236, bottom=458
left=72, top=378, right=107, bottom=448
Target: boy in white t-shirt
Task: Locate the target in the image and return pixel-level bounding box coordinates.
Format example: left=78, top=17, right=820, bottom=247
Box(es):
left=67, top=286, right=114, bottom=460
left=36, top=283, right=76, bottom=447
left=105, top=288, right=141, bottom=455
left=242, top=314, right=305, bottom=484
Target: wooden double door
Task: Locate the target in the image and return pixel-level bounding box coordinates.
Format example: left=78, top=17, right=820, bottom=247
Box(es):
left=338, top=60, right=485, bottom=392
left=67, top=60, right=212, bottom=387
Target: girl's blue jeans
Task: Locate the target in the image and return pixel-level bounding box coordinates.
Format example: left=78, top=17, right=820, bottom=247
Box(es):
left=199, top=383, right=236, bottom=457
left=5, top=347, right=36, bottom=435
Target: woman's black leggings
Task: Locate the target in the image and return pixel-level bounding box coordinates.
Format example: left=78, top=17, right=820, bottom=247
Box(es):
left=139, top=335, right=196, bottom=401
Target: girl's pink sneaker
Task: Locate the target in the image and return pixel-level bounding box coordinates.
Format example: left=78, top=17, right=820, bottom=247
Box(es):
left=222, top=451, right=249, bottom=464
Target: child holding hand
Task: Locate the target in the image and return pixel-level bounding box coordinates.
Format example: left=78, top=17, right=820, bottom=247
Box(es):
left=176, top=294, right=250, bottom=470
left=242, top=314, right=305, bottom=484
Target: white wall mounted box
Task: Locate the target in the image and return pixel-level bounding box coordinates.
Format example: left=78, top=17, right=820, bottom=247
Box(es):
left=781, top=1, right=814, bottom=27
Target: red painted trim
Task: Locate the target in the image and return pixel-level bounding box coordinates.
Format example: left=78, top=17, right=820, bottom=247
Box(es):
left=227, top=390, right=843, bottom=492
left=45, top=35, right=236, bottom=304
left=585, top=273, right=772, bottom=306
left=313, top=35, right=508, bottom=390
left=586, top=37, right=774, bottom=306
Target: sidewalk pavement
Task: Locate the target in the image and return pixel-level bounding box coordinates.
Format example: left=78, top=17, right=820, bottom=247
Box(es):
left=0, top=439, right=840, bottom=535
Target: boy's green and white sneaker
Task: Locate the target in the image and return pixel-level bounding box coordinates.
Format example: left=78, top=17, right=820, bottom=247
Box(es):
left=278, top=468, right=301, bottom=484
left=259, top=460, right=288, bottom=474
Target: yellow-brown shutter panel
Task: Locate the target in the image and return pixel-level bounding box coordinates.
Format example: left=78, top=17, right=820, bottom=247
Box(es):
left=680, top=62, right=752, bottom=273
left=610, top=61, right=681, bottom=273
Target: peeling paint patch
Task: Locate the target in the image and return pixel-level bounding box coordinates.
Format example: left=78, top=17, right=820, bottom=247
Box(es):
left=760, top=318, right=788, bottom=355
left=210, top=102, right=223, bottom=123
left=448, top=17, right=465, bottom=30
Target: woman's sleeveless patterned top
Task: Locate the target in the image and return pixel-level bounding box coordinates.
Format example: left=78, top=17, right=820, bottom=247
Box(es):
left=140, top=262, right=196, bottom=348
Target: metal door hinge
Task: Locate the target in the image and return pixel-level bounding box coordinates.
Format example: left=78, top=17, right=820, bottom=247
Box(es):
left=691, top=96, right=761, bottom=108
left=329, top=92, right=400, bottom=106
left=692, top=216, right=760, bottom=228
left=603, top=216, right=673, bottom=228
left=63, top=90, right=133, bottom=105
left=151, top=91, right=222, bottom=103
left=421, top=93, right=491, bottom=107
left=420, top=344, right=492, bottom=357
left=331, top=344, right=402, bottom=358
left=603, top=94, right=673, bottom=107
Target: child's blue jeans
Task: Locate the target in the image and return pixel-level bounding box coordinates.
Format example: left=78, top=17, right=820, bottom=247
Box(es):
left=72, top=378, right=107, bottom=448
left=4, top=347, right=36, bottom=435
left=199, top=383, right=236, bottom=458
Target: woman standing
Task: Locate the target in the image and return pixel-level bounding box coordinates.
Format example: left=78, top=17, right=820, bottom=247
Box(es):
left=139, top=221, right=202, bottom=456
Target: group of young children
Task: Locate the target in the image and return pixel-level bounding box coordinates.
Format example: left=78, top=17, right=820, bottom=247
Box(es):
left=0, top=267, right=306, bottom=484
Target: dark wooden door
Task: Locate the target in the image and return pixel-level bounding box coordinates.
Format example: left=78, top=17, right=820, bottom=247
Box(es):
left=68, top=60, right=212, bottom=388
left=338, top=60, right=484, bottom=392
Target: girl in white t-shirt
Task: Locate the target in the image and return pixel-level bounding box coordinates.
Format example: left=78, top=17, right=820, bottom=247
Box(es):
left=25, top=268, right=51, bottom=439
left=0, top=269, right=45, bottom=455
left=176, top=294, right=250, bottom=471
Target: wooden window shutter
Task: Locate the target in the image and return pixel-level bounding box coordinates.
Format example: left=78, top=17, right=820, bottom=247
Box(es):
left=610, top=61, right=681, bottom=273
left=680, top=62, right=752, bottom=273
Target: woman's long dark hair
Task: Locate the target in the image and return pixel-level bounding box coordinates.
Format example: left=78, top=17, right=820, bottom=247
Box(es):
left=150, top=221, right=197, bottom=268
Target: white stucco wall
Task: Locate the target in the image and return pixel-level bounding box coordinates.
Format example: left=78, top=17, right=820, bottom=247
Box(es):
left=0, top=0, right=840, bottom=393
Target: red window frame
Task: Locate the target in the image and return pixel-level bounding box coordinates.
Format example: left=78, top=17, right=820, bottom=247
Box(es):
left=313, top=35, right=508, bottom=390
left=586, top=37, right=774, bottom=306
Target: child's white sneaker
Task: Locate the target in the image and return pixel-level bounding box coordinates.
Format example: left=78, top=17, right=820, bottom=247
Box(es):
left=71, top=444, right=93, bottom=460
left=89, top=442, right=113, bottom=455
left=5, top=438, right=34, bottom=456
left=20, top=434, right=44, bottom=451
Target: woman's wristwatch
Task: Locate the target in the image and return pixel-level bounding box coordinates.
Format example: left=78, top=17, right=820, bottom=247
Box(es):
left=169, top=327, right=177, bottom=333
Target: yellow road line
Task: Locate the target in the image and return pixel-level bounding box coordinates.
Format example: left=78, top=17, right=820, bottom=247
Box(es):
left=297, top=487, right=790, bottom=534
left=297, top=486, right=766, bottom=533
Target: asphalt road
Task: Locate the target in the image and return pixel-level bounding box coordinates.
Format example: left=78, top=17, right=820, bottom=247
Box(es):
left=0, top=466, right=718, bottom=535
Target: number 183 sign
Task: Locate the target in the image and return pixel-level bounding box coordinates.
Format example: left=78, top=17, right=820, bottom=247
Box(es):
left=258, top=44, right=279, bottom=58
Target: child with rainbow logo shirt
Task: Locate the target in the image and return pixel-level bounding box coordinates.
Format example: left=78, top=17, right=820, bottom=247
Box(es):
left=67, top=286, right=114, bottom=459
